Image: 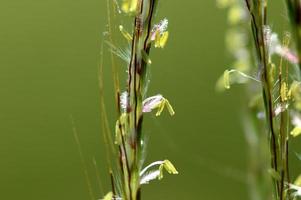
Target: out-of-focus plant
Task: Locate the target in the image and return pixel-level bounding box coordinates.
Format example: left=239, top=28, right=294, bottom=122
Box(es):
left=217, top=0, right=301, bottom=200
left=100, top=0, right=177, bottom=200
left=285, top=0, right=301, bottom=69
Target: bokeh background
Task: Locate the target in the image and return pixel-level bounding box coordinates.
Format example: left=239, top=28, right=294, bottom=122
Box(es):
left=0, top=0, right=298, bottom=199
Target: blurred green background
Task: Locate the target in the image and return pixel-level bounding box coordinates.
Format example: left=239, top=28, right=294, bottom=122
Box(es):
left=0, top=0, right=298, bottom=199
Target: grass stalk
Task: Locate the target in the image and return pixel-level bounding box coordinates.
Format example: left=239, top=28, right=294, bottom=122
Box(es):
left=101, top=0, right=177, bottom=199
left=243, top=1, right=281, bottom=197
left=122, top=1, right=158, bottom=199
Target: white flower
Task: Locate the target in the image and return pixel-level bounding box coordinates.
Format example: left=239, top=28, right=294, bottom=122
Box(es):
left=287, top=183, right=301, bottom=198
left=142, top=94, right=175, bottom=116
left=142, top=94, right=164, bottom=113
left=264, top=26, right=298, bottom=64
left=151, top=18, right=168, bottom=41
left=140, top=170, right=160, bottom=185
left=273, top=103, right=288, bottom=117
left=139, top=160, right=178, bottom=185
left=120, top=91, right=128, bottom=112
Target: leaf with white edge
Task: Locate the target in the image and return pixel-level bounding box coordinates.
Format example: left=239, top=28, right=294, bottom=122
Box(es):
left=291, top=126, right=301, bottom=137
